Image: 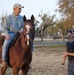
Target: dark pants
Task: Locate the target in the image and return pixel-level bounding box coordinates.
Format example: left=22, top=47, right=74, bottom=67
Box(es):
left=68, top=62, right=74, bottom=75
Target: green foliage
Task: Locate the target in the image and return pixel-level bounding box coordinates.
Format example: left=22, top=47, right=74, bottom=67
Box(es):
left=58, top=0, right=74, bottom=15
left=58, top=0, right=74, bottom=25
left=34, top=19, right=39, bottom=27
left=38, top=12, right=56, bottom=36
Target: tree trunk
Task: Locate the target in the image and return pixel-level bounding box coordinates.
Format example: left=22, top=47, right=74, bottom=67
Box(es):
left=41, top=28, right=44, bottom=41
left=61, top=31, right=65, bottom=42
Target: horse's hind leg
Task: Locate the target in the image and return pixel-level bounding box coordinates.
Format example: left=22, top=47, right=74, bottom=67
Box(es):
left=12, top=66, right=19, bottom=75
left=21, top=66, right=29, bottom=75
left=1, top=66, right=7, bottom=75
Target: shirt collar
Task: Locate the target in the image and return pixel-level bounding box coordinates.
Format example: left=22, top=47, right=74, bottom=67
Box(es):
left=12, top=13, right=19, bottom=18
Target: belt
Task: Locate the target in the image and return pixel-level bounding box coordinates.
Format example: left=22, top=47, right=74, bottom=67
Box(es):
left=69, top=60, right=74, bottom=63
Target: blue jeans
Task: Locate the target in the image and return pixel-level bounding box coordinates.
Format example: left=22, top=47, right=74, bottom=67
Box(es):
left=68, top=62, right=74, bottom=75
left=2, top=32, right=16, bottom=61
left=31, top=42, right=34, bottom=52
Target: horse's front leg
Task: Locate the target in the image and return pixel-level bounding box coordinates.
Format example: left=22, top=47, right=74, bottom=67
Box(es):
left=1, top=66, right=8, bottom=75
left=21, top=66, right=29, bottom=75
left=12, top=66, right=19, bottom=75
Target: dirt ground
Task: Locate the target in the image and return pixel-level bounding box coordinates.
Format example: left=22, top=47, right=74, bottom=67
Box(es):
left=0, top=44, right=68, bottom=75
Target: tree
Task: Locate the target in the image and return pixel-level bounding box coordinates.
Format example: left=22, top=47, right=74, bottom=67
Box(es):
left=55, top=18, right=73, bottom=41
left=0, top=14, right=7, bottom=31
left=57, top=0, right=74, bottom=41
left=58, top=0, right=74, bottom=26
left=38, top=12, right=56, bottom=41
left=56, top=19, right=65, bottom=41
left=34, top=19, right=39, bottom=27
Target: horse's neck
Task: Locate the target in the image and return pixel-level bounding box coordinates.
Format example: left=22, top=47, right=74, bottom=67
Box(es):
left=18, top=34, right=25, bottom=49
left=13, top=34, right=27, bottom=57
left=19, top=34, right=31, bottom=50
left=18, top=34, right=31, bottom=57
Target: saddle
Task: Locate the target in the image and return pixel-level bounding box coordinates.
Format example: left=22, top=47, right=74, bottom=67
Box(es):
left=11, top=32, right=20, bottom=46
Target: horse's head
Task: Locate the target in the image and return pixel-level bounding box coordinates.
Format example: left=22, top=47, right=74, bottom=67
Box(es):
left=23, top=15, right=35, bottom=45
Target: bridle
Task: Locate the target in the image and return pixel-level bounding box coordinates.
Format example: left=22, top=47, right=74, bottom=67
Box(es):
left=22, top=24, right=34, bottom=47
left=23, top=33, right=30, bottom=38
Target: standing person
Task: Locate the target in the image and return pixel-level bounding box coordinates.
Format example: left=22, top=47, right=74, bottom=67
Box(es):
left=2, top=3, right=24, bottom=67
left=62, top=29, right=74, bottom=75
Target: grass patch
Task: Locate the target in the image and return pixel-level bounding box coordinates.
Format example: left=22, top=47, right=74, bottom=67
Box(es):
left=34, top=44, right=65, bottom=48
left=34, top=44, right=66, bottom=52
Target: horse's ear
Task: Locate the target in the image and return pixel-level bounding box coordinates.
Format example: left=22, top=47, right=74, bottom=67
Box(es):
left=23, top=15, right=26, bottom=22
left=31, top=15, right=35, bottom=23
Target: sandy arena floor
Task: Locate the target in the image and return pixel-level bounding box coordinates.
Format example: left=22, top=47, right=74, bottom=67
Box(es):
left=0, top=44, right=68, bottom=75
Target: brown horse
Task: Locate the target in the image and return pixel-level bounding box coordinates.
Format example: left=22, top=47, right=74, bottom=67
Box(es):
left=0, top=15, right=35, bottom=75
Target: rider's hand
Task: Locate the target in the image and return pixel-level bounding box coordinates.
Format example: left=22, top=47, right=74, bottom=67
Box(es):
left=18, top=31, right=22, bottom=34
left=5, top=35, right=10, bottom=40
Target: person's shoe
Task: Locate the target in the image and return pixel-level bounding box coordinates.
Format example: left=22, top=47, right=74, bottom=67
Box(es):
left=1, top=60, right=8, bottom=67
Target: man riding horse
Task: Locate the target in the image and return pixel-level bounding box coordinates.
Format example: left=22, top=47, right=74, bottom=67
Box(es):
left=1, top=3, right=24, bottom=67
